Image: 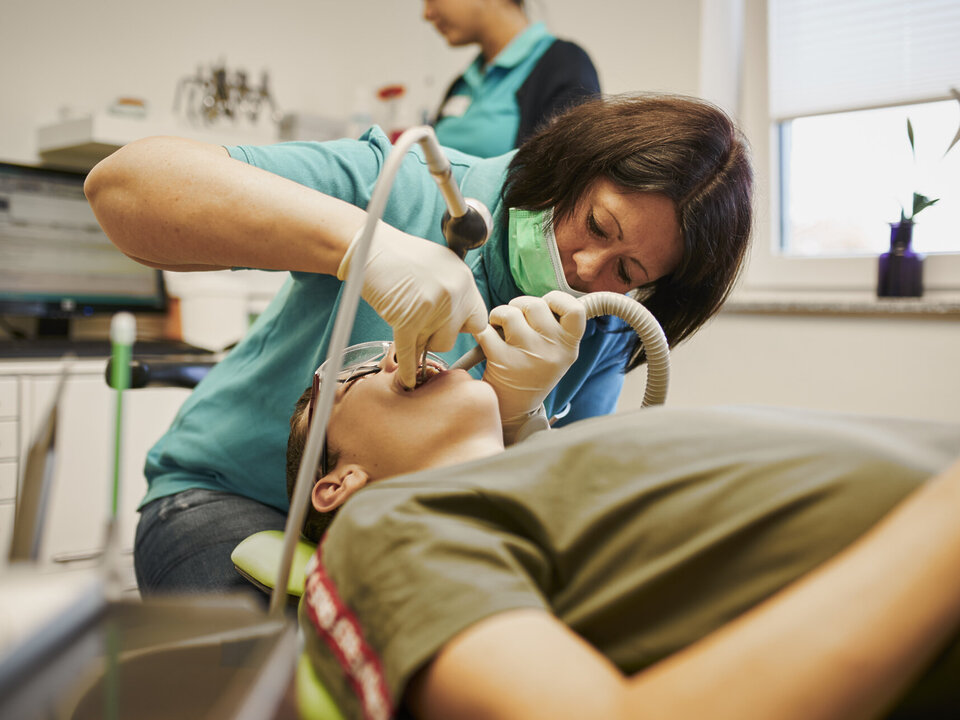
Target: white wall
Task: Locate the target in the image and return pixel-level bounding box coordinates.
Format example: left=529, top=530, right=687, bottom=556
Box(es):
left=0, top=0, right=701, bottom=164
left=1, top=0, right=452, bottom=162
left=531, top=1, right=702, bottom=96
left=620, top=312, right=960, bottom=423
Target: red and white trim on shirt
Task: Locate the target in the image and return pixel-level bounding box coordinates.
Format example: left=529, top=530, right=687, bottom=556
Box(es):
left=303, top=548, right=393, bottom=720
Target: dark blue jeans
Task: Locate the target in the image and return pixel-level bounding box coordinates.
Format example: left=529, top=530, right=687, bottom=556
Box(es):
left=134, top=488, right=287, bottom=602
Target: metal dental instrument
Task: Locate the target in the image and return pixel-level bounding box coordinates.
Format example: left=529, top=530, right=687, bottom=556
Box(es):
left=419, top=347, right=429, bottom=387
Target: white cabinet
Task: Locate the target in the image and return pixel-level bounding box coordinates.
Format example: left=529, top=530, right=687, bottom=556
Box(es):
left=0, top=359, right=191, bottom=587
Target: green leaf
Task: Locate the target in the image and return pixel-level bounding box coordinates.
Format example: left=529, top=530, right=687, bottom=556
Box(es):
left=907, top=117, right=916, bottom=159
left=912, top=192, right=940, bottom=218
left=945, top=87, right=960, bottom=157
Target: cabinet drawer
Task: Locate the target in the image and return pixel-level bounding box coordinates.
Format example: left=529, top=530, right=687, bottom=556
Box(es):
left=0, top=379, right=17, bottom=419
left=0, top=462, right=15, bottom=501
left=0, top=420, right=17, bottom=461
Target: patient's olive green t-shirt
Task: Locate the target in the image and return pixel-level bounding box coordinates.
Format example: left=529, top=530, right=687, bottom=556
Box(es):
left=299, top=405, right=960, bottom=720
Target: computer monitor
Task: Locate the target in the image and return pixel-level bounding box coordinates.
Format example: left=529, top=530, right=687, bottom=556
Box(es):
left=0, top=161, right=166, bottom=338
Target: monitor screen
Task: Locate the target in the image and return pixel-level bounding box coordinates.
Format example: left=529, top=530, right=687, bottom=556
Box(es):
left=0, top=161, right=166, bottom=336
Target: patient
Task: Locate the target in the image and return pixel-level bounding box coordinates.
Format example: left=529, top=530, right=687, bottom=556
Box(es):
left=286, top=300, right=960, bottom=719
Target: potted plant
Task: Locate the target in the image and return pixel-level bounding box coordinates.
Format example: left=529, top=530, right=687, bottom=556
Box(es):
left=879, top=89, right=960, bottom=297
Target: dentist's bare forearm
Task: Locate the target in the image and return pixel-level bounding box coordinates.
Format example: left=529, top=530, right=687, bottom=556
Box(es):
left=84, top=136, right=366, bottom=273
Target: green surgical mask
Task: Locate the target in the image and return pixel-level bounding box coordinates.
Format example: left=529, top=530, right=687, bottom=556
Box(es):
left=507, top=207, right=585, bottom=298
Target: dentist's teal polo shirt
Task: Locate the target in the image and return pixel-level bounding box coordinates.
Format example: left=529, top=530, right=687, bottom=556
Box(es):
left=138, top=127, right=631, bottom=512
left=434, top=22, right=556, bottom=158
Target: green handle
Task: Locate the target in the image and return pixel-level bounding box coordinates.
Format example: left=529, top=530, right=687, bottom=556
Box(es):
left=110, top=340, right=132, bottom=518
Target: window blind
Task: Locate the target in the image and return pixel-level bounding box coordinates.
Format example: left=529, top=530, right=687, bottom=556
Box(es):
left=769, top=0, right=960, bottom=120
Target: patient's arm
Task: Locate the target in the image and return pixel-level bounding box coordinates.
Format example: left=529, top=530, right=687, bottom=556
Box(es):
left=84, top=136, right=365, bottom=273
left=408, top=457, right=960, bottom=720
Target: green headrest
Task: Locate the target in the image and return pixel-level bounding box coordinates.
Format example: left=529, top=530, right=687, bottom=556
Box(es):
left=233, top=531, right=348, bottom=719
left=230, top=530, right=317, bottom=599
left=296, top=652, right=347, bottom=720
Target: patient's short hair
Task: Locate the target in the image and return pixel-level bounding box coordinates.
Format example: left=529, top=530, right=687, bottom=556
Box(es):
left=287, top=385, right=341, bottom=543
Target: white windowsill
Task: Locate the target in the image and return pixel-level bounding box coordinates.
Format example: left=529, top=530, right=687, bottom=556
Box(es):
left=723, top=289, right=960, bottom=318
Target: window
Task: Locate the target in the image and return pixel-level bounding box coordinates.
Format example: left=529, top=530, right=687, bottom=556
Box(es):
left=781, top=100, right=960, bottom=257
left=735, top=0, right=960, bottom=292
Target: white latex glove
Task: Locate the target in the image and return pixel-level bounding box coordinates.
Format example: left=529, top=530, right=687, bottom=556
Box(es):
left=338, top=221, right=488, bottom=389
left=475, top=291, right=586, bottom=444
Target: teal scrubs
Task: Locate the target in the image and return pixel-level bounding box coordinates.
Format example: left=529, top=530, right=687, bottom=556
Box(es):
left=434, top=22, right=555, bottom=158
left=139, top=127, right=631, bottom=512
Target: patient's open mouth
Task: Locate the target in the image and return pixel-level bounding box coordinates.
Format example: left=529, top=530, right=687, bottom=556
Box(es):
left=414, top=362, right=443, bottom=388
left=411, top=359, right=447, bottom=390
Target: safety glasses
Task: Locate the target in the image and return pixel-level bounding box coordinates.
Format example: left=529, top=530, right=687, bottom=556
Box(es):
left=307, top=341, right=392, bottom=475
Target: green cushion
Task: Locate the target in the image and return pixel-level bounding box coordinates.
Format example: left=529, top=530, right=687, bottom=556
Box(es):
left=233, top=531, right=347, bottom=719
left=230, top=530, right=316, bottom=599
left=296, top=651, right=347, bottom=720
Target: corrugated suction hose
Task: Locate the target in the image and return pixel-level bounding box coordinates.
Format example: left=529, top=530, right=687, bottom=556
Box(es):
left=450, top=291, right=669, bottom=407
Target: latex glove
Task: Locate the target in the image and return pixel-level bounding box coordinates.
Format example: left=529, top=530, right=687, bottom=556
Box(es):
left=475, top=291, right=586, bottom=444
left=338, top=221, right=488, bottom=389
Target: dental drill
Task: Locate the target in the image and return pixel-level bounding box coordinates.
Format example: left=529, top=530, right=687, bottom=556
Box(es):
left=416, top=130, right=493, bottom=383
left=418, top=132, right=493, bottom=260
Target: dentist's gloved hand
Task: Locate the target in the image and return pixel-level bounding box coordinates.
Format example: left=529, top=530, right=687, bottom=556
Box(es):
left=475, top=291, right=586, bottom=445
left=338, top=221, right=488, bottom=389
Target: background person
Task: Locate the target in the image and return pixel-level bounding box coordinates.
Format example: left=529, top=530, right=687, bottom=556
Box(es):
left=425, top=0, right=601, bottom=157
left=286, top=342, right=960, bottom=719
left=84, top=93, right=752, bottom=596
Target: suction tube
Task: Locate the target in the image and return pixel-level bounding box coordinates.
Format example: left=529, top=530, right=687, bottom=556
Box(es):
left=450, top=291, right=670, bottom=408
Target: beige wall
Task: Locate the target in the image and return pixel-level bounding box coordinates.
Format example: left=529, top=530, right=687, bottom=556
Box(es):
left=620, top=311, right=960, bottom=423
left=0, top=0, right=702, bottom=163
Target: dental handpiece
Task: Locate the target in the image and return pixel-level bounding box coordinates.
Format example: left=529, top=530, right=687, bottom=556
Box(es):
left=417, top=130, right=493, bottom=385
left=419, top=133, right=493, bottom=260
left=418, top=346, right=429, bottom=386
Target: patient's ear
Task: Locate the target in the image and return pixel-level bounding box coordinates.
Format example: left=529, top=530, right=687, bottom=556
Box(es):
left=311, top=464, right=369, bottom=512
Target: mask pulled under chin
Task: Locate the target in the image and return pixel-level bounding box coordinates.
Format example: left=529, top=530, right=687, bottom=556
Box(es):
left=507, top=207, right=585, bottom=298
